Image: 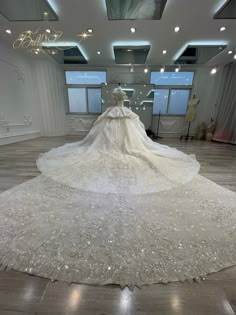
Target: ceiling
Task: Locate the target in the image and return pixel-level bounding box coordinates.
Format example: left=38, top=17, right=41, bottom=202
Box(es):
left=0, top=0, right=235, bottom=67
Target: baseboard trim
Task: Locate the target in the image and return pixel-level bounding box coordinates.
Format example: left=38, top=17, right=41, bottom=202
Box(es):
left=0, top=130, right=40, bottom=145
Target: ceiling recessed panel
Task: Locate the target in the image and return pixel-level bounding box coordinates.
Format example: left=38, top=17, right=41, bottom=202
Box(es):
left=43, top=47, right=87, bottom=64
left=214, top=0, right=236, bottom=19
left=114, top=45, right=150, bottom=64
left=0, top=0, right=58, bottom=21
left=174, top=45, right=227, bottom=64
left=105, top=0, right=167, bottom=20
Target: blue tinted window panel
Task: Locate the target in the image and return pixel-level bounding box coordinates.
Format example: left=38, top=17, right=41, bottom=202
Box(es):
left=65, top=71, right=106, bottom=84
left=68, top=88, right=86, bottom=112
left=168, top=90, right=190, bottom=115
left=153, top=89, right=169, bottom=114
left=150, top=72, right=194, bottom=86
left=88, top=89, right=102, bottom=113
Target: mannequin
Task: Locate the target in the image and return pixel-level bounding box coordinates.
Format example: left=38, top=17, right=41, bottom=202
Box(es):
left=185, top=94, right=200, bottom=122
left=180, top=94, right=200, bottom=141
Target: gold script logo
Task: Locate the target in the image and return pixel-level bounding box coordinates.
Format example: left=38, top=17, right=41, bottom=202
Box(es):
left=13, top=30, right=63, bottom=49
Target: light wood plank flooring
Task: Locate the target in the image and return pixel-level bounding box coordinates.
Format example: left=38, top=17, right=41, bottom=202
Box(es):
left=0, top=136, right=236, bottom=315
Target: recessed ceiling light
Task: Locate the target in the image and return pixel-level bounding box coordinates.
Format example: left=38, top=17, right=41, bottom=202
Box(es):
left=228, top=50, right=233, bottom=54
left=97, top=51, right=101, bottom=55
left=219, top=26, right=226, bottom=32
left=234, top=54, right=236, bottom=60
left=160, top=67, right=165, bottom=72
left=35, top=51, right=39, bottom=55
left=130, top=27, right=136, bottom=33
left=46, top=29, right=51, bottom=33
left=175, top=67, right=180, bottom=72
left=5, top=29, right=11, bottom=34
left=87, top=28, right=93, bottom=33
left=211, top=68, right=217, bottom=75
left=162, top=50, right=167, bottom=54
left=174, top=26, right=180, bottom=32
left=144, top=67, right=148, bottom=73
left=127, top=49, right=132, bottom=52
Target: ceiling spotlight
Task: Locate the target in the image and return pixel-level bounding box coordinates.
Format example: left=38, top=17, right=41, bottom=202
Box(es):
left=160, top=67, right=165, bottom=72
left=130, top=27, right=136, bottom=33
left=211, top=68, right=217, bottom=75
left=46, top=29, right=51, bottom=33
left=97, top=51, right=101, bottom=55
left=81, top=32, right=88, bottom=38
left=219, top=26, right=226, bottom=32
left=144, top=67, right=148, bottom=73
left=162, top=50, right=167, bottom=54
left=35, top=51, right=39, bottom=55
left=5, top=29, right=11, bottom=34
left=228, top=50, right=233, bottom=54
left=174, top=26, right=180, bottom=32
left=87, top=28, right=93, bottom=33
left=175, top=67, right=180, bottom=72
left=234, top=54, right=236, bottom=60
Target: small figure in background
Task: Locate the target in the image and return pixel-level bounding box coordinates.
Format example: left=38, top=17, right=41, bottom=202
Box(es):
left=206, top=118, right=216, bottom=141
left=196, top=122, right=206, bottom=140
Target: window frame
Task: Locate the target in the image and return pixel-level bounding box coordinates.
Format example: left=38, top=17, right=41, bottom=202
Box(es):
left=64, top=70, right=107, bottom=115
left=151, top=71, right=195, bottom=116
left=153, top=86, right=193, bottom=116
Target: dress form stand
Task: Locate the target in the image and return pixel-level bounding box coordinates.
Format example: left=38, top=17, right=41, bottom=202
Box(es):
left=180, top=95, right=200, bottom=141
left=180, top=121, right=194, bottom=141
left=153, top=110, right=162, bottom=140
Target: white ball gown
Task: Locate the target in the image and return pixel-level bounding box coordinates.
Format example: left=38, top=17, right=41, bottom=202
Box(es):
left=37, top=101, right=200, bottom=194
left=0, top=89, right=236, bottom=287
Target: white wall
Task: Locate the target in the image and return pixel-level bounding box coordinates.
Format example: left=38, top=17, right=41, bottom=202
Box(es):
left=0, top=39, right=69, bottom=144
left=66, top=66, right=222, bottom=137
left=0, top=42, right=223, bottom=144
left=31, top=59, right=68, bottom=136
left=0, top=40, right=41, bottom=145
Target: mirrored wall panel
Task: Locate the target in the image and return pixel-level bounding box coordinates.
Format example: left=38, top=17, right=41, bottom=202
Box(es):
left=102, top=84, right=154, bottom=129
left=175, top=45, right=227, bottom=64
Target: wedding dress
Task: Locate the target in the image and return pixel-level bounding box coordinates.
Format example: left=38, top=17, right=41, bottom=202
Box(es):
left=1, top=87, right=235, bottom=288
left=37, top=88, right=200, bottom=194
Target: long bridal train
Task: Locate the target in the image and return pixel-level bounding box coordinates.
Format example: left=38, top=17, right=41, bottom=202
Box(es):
left=0, top=88, right=236, bottom=287
left=37, top=104, right=200, bottom=195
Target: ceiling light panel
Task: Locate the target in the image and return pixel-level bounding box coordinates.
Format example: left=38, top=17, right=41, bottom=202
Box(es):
left=113, top=45, right=150, bottom=64
left=0, top=0, right=58, bottom=21
left=175, top=44, right=227, bottom=64
left=214, top=0, right=236, bottom=19
left=105, top=0, right=167, bottom=20
left=43, top=46, right=87, bottom=64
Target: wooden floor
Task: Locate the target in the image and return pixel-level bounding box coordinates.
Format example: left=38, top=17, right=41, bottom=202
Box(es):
left=0, top=136, right=236, bottom=315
